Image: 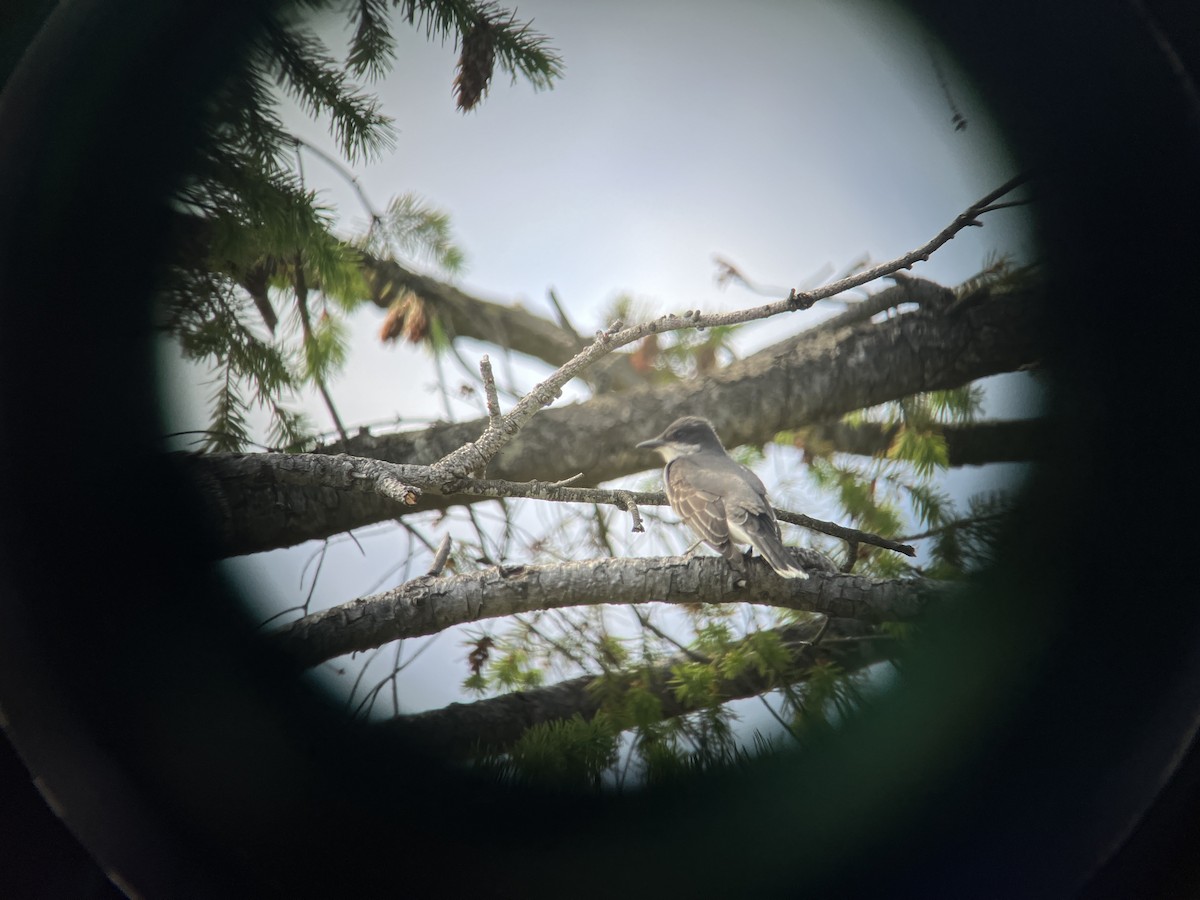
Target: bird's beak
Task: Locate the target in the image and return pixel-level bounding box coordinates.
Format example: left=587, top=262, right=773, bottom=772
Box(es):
left=636, top=438, right=665, bottom=450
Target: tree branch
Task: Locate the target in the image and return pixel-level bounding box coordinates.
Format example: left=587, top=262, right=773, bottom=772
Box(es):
left=186, top=276, right=1042, bottom=555
left=431, top=176, right=1031, bottom=479
left=187, top=450, right=913, bottom=556
left=267, top=554, right=948, bottom=667
left=785, top=172, right=1032, bottom=299
left=375, top=616, right=897, bottom=757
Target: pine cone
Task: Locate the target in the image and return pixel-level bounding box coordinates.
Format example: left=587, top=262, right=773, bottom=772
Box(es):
left=378, top=290, right=430, bottom=344
left=454, top=21, right=496, bottom=111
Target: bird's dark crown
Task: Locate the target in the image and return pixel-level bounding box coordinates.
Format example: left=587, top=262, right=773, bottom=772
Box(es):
left=658, top=416, right=725, bottom=449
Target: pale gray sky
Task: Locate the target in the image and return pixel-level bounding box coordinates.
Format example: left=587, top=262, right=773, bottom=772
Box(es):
left=158, top=0, right=1039, bottom=720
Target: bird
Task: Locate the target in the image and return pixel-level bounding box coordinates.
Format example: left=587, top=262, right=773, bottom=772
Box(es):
left=636, top=416, right=808, bottom=579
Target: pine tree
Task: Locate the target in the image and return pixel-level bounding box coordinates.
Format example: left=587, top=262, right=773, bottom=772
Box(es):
left=162, top=0, right=562, bottom=450
left=162, top=1, right=1041, bottom=790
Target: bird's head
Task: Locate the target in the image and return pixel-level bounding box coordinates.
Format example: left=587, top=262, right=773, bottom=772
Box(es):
left=636, top=416, right=725, bottom=461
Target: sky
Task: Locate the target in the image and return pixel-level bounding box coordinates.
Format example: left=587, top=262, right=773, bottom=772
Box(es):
left=157, top=0, right=1040, bottom=721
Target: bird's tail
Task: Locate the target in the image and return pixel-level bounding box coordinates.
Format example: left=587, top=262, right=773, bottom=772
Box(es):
left=749, top=524, right=809, bottom=580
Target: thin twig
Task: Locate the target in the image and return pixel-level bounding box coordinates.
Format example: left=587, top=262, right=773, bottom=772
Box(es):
left=515, top=615, right=592, bottom=671
left=546, top=287, right=582, bottom=343
left=590, top=505, right=617, bottom=557
left=344, top=646, right=385, bottom=713
left=632, top=608, right=707, bottom=664
left=393, top=631, right=445, bottom=674
left=292, top=135, right=384, bottom=230
left=615, top=491, right=645, bottom=534
left=426, top=533, right=453, bottom=576
left=776, top=510, right=915, bottom=558
left=897, top=511, right=1009, bottom=543
left=293, top=254, right=350, bottom=446
left=479, top=354, right=501, bottom=424
left=788, top=172, right=1031, bottom=299
left=464, top=504, right=498, bottom=566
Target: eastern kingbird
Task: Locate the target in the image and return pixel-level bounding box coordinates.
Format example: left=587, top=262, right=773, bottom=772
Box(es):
left=637, top=416, right=808, bottom=579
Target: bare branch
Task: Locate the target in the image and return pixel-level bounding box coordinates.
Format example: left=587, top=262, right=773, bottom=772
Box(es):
left=267, top=554, right=948, bottom=667
left=433, top=318, right=627, bottom=476
left=431, top=175, right=1031, bottom=479
left=786, top=172, right=1032, bottom=300
left=426, top=533, right=452, bottom=576
left=293, top=255, right=350, bottom=446
left=615, top=491, right=645, bottom=533
left=796, top=276, right=956, bottom=337
left=774, top=510, right=915, bottom=557
left=478, top=354, right=501, bottom=424
left=898, top=511, right=1011, bottom=543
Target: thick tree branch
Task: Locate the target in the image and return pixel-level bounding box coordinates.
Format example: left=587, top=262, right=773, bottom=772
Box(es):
left=268, top=554, right=948, bottom=667
left=182, top=450, right=913, bottom=556
left=375, top=616, right=897, bottom=757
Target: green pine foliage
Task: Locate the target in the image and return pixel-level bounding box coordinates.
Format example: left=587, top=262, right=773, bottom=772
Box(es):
left=161, top=0, right=561, bottom=451
left=953, top=253, right=1041, bottom=303
left=639, top=730, right=786, bottom=787
left=922, top=492, right=1015, bottom=580
left=796, top=372, right=1012, bottom=577
left=360, top=194, right=466, bottom=274
left=481, top=714, right=619, bottom=790
left=656, top=323, right=741, bottom=378
left=790, top=662, right=864, bottom=736
left=463, top=640, right=544, bottom=695
left=463, top=601, right=882, bottom=789
left=394, top=0, right=563, bottom=91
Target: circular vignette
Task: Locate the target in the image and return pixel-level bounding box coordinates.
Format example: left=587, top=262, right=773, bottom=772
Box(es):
left=2, top=0, right=1200, bottom=897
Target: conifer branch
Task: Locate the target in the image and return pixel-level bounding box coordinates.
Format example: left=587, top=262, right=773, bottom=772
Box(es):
left=374, top=616, right=898, bottom=757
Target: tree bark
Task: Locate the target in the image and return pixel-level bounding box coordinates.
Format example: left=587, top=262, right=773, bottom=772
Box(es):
left=268, top=554, right=949, bottom=667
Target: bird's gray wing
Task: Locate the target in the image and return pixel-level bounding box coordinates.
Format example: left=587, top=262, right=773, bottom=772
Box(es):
left=678, top=456, right=776, bottom=520
left=720, top=480, right=812, bottom=578
left=665, top=458, right=732, bottom=554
